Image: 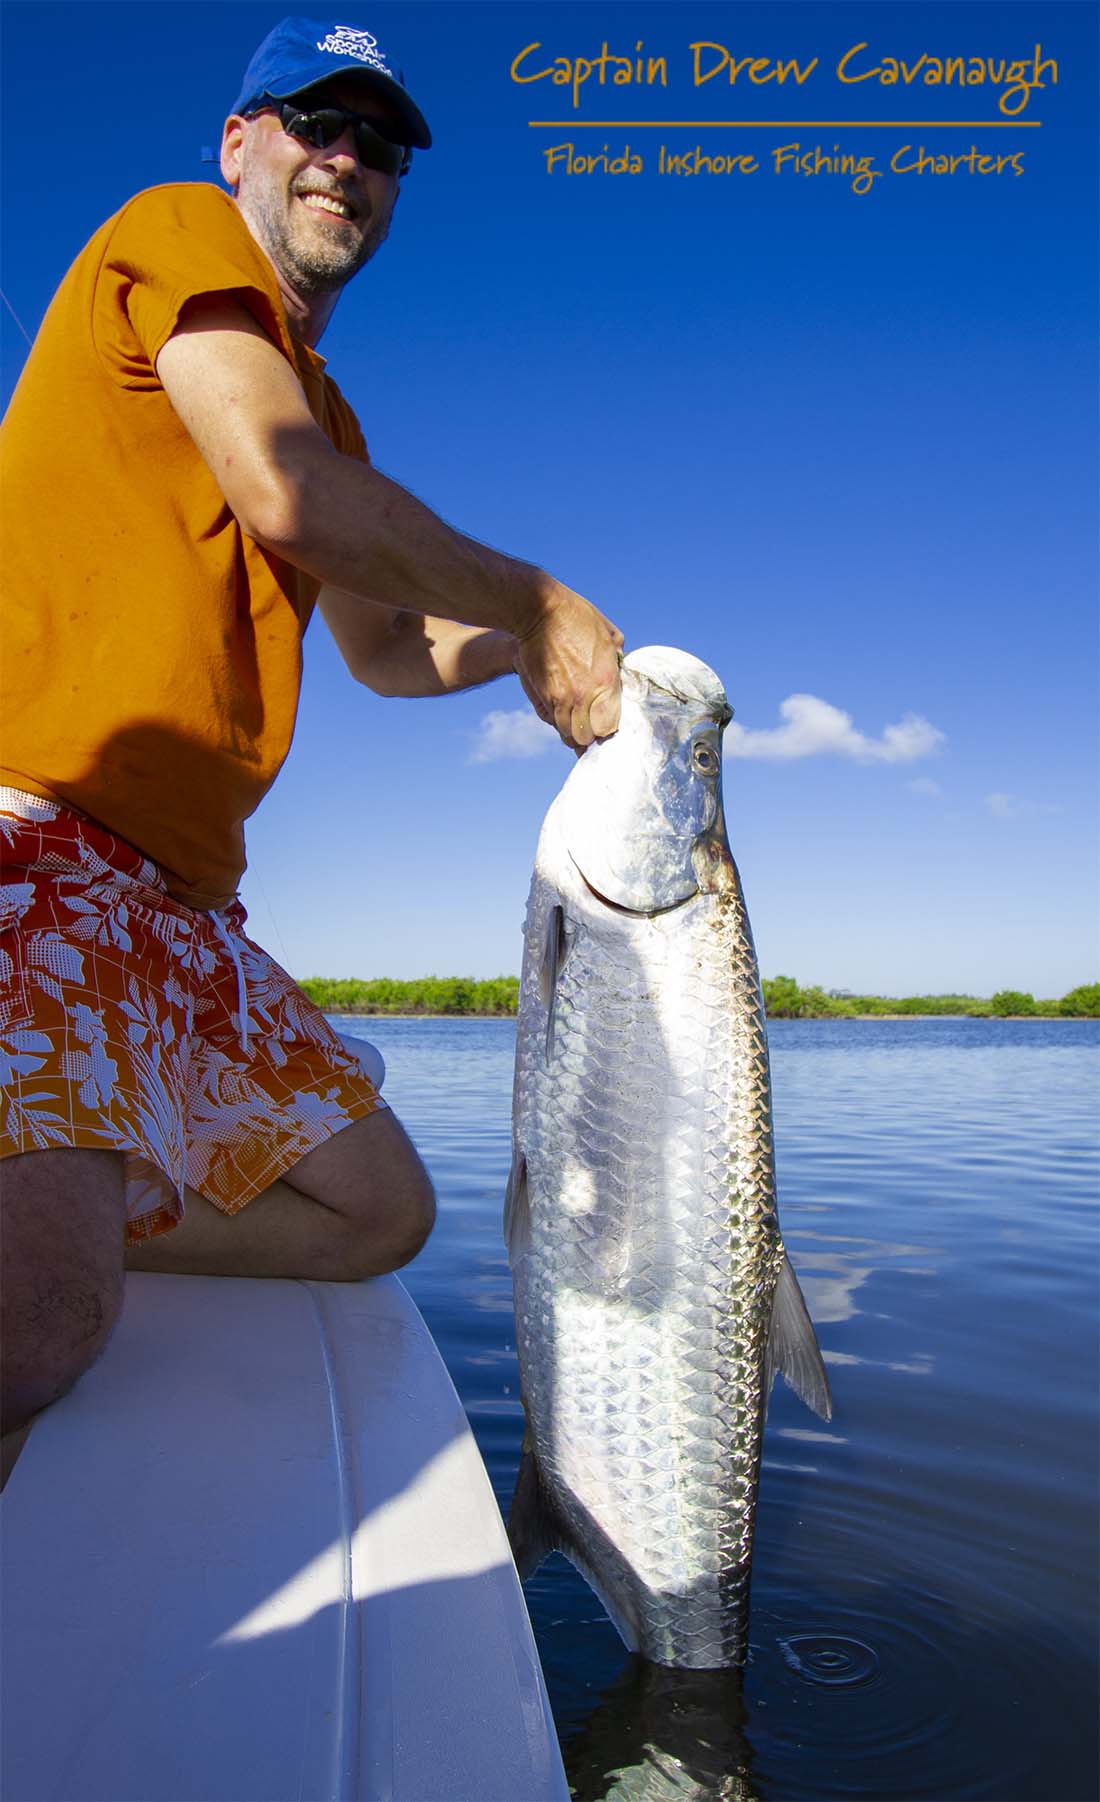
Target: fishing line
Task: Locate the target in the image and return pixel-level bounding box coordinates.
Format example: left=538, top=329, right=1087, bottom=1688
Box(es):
left=0, top=287, right=33, bottom=348
left=253, top=863, right=292, bottom=970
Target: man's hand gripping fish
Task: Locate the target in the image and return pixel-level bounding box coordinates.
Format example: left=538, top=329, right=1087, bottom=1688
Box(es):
left=505, top=645, right=831, bottom=1670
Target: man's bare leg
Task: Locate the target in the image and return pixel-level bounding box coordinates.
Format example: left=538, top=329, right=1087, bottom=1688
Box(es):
left=2, top=1111, right=434, bottom=1467
left=126, top=1107, right=435, bottom=1282
left=1, top=1147, right=127, bottom=1445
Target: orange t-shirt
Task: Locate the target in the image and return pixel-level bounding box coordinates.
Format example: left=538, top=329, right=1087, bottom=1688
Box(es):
left=0, top=182, right=367, bottom=909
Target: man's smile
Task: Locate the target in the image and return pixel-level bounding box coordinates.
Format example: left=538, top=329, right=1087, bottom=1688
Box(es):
left=294, top=186, right=359, bottom=222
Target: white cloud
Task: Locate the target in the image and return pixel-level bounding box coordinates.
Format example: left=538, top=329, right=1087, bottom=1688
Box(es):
left=469, top=708, right=558, bottom=765
left=985, top=792, right=1065, bottom=821
left=908, top=777, right=942, bottom=797
left=985, top=791, right=1018, bottom=820
left=725, top=694, right=945, bottom=764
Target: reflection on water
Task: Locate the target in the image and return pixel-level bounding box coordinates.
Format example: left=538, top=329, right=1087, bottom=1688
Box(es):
left=333, top=1015, right=1100, bottom=1802
left=562, top=1659, right=757, bottom=1802
left=792, top=1231, right=939, bottom=1325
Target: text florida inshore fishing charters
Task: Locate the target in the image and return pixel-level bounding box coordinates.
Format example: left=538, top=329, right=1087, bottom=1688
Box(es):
left=543, top=142, right=1026, bottom=193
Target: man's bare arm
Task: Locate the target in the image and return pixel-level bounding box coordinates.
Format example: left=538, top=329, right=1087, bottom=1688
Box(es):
left=155, top=301, right=621, bottom=745
left=317, top=589, right=518, bottom=696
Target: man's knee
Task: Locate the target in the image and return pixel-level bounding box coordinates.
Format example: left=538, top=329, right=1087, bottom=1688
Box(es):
left=330, top=1146, right=436, bottom=1280
left=1, top=1149, right=127, bottom=1431
left=3, top=1271, right=125, bottom=1425
left=288, top=1110, right=437, bottom=1281
left=382, top=1151, right=436, bottom=1270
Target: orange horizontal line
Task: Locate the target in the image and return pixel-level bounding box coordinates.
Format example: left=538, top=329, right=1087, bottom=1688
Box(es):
left=528, top=119, right=1042, bottom=129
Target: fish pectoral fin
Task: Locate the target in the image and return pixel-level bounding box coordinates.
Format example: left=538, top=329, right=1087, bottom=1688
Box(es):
left=503, top=1150, right=531, bottom=1261
left=765, top=1252, right=833, bottom=1422
left=539, top=903, right=569, bottom=1059
left=507, top=1434, right=557, bottom=1580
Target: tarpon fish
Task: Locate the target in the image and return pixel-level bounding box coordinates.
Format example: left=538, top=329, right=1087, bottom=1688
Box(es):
left=505, top=646, right=831, bottom=1670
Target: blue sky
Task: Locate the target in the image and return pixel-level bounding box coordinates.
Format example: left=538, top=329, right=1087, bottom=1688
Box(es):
left=2, top=1, right=1096, bottom=996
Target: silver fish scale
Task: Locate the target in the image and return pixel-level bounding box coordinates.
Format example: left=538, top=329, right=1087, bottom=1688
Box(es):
left=510, top=799, right=787, bottom=1669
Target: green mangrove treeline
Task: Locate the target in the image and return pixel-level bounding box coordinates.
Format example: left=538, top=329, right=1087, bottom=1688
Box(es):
left=299, top=974, right=1100, bottom=1019
left=759, top=978, right=1100, bottom=1019
left=300, top=975, right=520, bottom=1015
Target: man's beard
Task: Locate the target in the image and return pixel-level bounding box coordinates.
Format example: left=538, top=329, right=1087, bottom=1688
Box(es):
left=239, top=171, right=390, bottom=296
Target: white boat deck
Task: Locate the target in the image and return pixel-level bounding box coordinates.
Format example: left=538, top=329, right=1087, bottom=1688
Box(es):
left=2, top=1272, right=568, bottom=1802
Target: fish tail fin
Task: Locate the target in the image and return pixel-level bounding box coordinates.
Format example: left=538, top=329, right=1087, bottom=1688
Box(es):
left=507, top=1432, right=558, bottom=1579
left=765, top=1252, right=833, bottom=1422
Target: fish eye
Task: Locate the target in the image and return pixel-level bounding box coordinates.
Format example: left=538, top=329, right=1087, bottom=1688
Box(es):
left=692, top=742, right=719, bottom=776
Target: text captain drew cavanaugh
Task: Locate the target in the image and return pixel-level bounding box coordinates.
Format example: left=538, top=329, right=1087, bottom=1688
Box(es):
left=510, top=41, right=1058, bottom=118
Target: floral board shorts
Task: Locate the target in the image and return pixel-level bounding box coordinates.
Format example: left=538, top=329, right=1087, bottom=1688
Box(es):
left=0, top=790, right=386, bottom=1245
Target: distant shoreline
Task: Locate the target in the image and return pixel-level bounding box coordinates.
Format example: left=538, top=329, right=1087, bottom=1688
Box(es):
left=839, top=1010, right=1092, bottom=1021
left=317, top=1007, right=1090, bottom=1022
left=321, top=1008, right=513, bottom=1019
left=304, top=976, right=1098, bottom=1022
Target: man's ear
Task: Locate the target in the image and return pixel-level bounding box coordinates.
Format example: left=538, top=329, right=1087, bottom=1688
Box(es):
left=220, top=115, right=246, bottom=189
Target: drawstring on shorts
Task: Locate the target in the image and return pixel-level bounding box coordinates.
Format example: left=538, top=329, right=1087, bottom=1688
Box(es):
left=210, top=910, right=253, bottom=1054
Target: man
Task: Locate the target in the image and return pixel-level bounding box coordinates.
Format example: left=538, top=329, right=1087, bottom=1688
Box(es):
left=0, top=16, right=622, bottom=1443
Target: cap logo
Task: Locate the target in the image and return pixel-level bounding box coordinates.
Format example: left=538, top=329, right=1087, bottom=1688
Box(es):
left=315, top=26, right=391, bottom=74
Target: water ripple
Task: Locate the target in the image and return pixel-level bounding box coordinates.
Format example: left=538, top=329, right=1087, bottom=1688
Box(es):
left=778, top=1633, right=879, bottom=1687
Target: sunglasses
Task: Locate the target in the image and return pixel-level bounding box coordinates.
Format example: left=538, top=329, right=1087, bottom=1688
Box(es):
left=258, top=100, right=411, bottom=178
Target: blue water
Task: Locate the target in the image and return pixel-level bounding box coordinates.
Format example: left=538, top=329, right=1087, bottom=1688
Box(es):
left=330, top=1015, right=1099, bottom=1800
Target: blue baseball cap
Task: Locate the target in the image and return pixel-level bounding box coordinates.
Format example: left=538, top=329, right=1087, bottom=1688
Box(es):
left=230, top=16, right=432, bottom=148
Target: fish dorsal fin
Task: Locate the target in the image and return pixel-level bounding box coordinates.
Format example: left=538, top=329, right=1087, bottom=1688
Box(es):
left=503, top=1150, right=531, bottom=1262
left=765, top=1253, right=833, bottom=1422
left=538, top=904, right=569, bottom=1059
